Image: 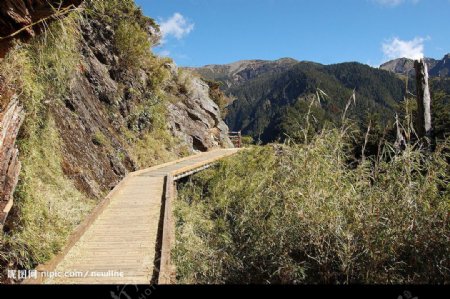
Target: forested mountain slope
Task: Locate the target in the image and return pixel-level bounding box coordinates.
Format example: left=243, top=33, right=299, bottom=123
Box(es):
left=194, top=61, right=405, bottom=142
left=193, top=58, right=449, bottom=143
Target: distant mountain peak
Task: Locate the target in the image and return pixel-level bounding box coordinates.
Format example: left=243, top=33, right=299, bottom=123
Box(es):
left=380, top=54, right=449, bottom=78
left=275, top=57, right=298, bottom=63
left=187, top=58, right=299, bottom=88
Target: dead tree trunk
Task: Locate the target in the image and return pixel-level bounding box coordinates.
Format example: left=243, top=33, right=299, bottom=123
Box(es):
left=414, top=59, right=432, bottom=139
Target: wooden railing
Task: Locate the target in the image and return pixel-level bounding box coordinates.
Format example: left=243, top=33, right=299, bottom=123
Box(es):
left=158, top=173, right=176, bottom=284
left=157, top=149, right=241, bottom=284
left=228, top=131, right=242, bottom=148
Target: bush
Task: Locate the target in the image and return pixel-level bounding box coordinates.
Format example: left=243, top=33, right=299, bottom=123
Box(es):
left=126, top=100, right=189, bottom=168
left=204, top=79, right=231, bottom=117
left=86, top=0, right=160, bottom=41
left=175, top=129, right=450, bottom=284
left=241, top=135, right=254, bottom=146
left=115, top=20, right=152, bottom=71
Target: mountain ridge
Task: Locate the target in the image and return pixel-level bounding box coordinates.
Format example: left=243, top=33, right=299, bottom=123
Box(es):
left=190, top=56, right=449, bottom=143
left=380, top=54, right=450, bottom=78
left=194, top=59, right=405, bottom=141
left=190, top=54, right=450, bottom=86
left=186, top=57, right=299, bottom=89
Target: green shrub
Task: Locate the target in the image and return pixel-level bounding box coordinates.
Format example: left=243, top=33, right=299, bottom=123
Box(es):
left=128, top=101, right=189, bottom=168
left=241, top=135, right=254, bottom=146
left=85, top=0, right=159, bottom=39
left=204, top=79, right=231, bottom=117
left=176, top=69, right=193, bottom=97
left=115, top=20, right=152, bottom=71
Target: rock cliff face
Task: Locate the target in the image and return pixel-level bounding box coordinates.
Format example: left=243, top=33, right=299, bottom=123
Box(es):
left=167, top=70, right=233, bottom=151
left=429, top=54, right=450, bottom=78
left=50, top=17, right=232, bottom=199
left=0, top=2, right=232, bottom=228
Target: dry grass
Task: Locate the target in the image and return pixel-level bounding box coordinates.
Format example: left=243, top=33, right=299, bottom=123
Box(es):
left=0, top=116, right=94, bottom=270
left=0, top=12, right=93, bottom=275
left=175, top=123, right=450, bottom=284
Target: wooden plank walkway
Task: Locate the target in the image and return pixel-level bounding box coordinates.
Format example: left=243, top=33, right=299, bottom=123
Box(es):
left=35, top=148, right=240, bottom=284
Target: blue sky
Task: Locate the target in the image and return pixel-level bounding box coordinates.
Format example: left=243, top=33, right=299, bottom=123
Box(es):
left=135, top=0, right=450, bottom=67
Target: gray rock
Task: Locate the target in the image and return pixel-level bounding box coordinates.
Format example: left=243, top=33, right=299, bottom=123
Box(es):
left=0, top=96, right=24, bottom=229
left=168, top=76, right=233, bottom=152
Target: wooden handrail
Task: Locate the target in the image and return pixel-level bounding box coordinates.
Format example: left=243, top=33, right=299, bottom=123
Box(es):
left=228, top=131, right=242, bottom=148
left=158, top=174, right=176, bottom=284
left=157, top=149, right=241, bottom=284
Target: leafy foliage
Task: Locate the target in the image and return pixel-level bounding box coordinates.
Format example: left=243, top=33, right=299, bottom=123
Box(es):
left=85, top=0, right=160, bottom=40
left=430, top=78, right=450, bottom=140
left=115, top=20, right=152, bottom=70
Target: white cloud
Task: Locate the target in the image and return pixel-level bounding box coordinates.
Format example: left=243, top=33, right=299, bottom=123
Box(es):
left=160, top=13, right=194, bottom=41
left=158, top=50, right=171, bottom=57
left=382, top=37, right=428, bottom=60
left=374, top=0, right=419, bottom=7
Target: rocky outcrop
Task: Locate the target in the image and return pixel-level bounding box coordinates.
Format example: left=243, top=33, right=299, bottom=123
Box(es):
left=52, top=16, right=231, bottom=200
left=0, top=0, right=83, bottom=57
left=168, top=74, right=233, bottom=151
left=0, top=96, right=24, bottom=229
left=0, top=4, right=232, bottom=229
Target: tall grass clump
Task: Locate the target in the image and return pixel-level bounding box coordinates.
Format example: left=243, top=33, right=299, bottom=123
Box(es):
left=115, top=20, right=152, bottom=71
left=86, top=0, right=162, bottom=75
left=0, top=11, right=81, bottom=127
left=175, top=123, right=449, bottom=284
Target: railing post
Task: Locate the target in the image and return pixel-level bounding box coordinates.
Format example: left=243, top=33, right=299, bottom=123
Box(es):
left=228, top=131, right=242, bottom=148
left=238, top=131, right=242, bottom=148
left=159, top=174, right=176, bottom=284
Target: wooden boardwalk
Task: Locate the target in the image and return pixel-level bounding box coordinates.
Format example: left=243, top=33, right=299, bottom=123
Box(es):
left=34, top=149, right=240, bottom=284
